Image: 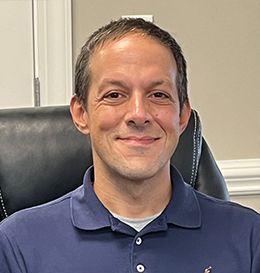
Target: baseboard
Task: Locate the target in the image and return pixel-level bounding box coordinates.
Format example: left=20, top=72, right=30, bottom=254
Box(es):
left=217, top=159, right=260, bottom=196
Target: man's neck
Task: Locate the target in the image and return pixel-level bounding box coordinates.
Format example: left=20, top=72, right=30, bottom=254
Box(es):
left=92, top=166, right=172, bottom=219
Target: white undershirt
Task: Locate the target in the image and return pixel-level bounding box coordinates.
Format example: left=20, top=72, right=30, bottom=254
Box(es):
left=110, top=211, right=162, bottom=232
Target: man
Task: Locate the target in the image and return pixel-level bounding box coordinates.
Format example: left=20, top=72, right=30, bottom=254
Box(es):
left=0, top=18, right=259, bottom=273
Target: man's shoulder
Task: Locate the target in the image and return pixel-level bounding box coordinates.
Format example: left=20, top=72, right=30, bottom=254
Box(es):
left=195, top=190, right=260, bottom=225
left=0, top=188, right=77, bottom=236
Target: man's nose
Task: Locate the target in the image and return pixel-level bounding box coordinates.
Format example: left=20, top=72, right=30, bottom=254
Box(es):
left=125, top=92, right=151, bottom=128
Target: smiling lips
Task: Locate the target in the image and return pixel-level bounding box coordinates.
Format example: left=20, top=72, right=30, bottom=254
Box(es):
left=117, top=136, right=160, bottom=146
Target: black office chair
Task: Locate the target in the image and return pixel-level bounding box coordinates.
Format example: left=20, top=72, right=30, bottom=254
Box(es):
left=0, top=106, right=229, bottom=221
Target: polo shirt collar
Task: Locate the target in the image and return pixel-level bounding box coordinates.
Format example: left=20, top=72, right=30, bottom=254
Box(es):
left=71, top=165, right=201, bottom=231
left=71, top=166, right=111, bottom=230
left=165, top=166, right=201, bottom=228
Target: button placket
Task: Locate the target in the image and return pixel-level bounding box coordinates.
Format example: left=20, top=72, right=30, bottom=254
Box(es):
left=134, top=236, right=145, bottom=272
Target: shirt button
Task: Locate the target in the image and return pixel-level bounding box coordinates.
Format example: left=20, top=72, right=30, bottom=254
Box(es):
left=136, top=237, right=142, bottom=245
left=136, top=264, right=145, bottom=272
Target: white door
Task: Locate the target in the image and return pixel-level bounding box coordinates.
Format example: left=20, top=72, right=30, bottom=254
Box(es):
left=0, top=0, right=72, bottom=109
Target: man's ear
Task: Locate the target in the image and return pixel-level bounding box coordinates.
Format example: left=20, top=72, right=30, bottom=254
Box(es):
left=179, top=100, right=191, bottom=134
left=70, top=95, right=89, bottom=135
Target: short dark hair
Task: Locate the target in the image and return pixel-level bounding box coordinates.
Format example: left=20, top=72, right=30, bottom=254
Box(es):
left=75, top=18, right=188, bottom=109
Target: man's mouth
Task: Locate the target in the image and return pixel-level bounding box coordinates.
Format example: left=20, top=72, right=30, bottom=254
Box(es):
left=117, top=136, right=161, bottom=146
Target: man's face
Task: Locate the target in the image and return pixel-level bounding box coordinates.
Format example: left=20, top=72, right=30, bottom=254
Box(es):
left=72, top=33, right=190, bottom=181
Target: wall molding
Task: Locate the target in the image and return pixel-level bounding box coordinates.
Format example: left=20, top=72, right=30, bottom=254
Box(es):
left=33, top=0, right=73, bottom=106
left=217, top=158, right=260, bottom=196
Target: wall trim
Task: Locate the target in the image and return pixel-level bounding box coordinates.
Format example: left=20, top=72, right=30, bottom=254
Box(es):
left=217, top=158, right=260, bottom=196
left=33, top=0, right=72, bottom=106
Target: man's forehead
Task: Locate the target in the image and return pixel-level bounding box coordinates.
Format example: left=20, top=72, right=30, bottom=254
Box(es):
left=92, top=31, right=169, bottom=56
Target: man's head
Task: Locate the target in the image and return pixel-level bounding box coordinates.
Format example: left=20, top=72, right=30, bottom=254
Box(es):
left=70, top=18, right=191, bottom=182
left=74, top=18, right=188, bottom=110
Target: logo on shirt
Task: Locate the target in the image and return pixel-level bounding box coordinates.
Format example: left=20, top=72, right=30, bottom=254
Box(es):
left=204, top=266, right=212, bottom=273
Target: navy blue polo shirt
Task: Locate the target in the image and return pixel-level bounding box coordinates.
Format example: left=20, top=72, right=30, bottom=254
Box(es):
left=0, top=166, right=259, bottom=273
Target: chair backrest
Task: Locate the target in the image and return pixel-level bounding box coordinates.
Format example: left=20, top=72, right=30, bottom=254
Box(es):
left=0, top=106, right=229, bottom=220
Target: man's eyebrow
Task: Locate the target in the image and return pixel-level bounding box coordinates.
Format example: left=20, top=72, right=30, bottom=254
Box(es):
left=98, top=78, right=174, bottom=91
left=99, top=79, right=129, bottom=90
left=146, top=79, right=174, bottom=89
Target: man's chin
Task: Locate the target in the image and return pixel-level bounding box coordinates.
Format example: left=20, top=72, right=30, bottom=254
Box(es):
left=111, top=163, right=164, bottom=182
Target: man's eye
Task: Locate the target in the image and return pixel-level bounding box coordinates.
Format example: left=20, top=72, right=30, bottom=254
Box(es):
left=104, top=92, right=122, bottom=99
left=102, top=91, right=126, bottom=104
left=151, top=92, right=169, bottom=99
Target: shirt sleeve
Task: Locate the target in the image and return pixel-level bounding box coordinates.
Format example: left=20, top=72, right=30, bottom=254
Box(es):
left=0, top=229, right=23, bottom=273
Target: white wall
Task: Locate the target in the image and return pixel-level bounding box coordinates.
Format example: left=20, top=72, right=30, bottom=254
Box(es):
left=0, top=0, right=34, bottom=108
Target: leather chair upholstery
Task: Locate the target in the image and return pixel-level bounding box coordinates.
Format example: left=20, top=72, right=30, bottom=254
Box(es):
left=0, top=106, right=229, bottom=221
